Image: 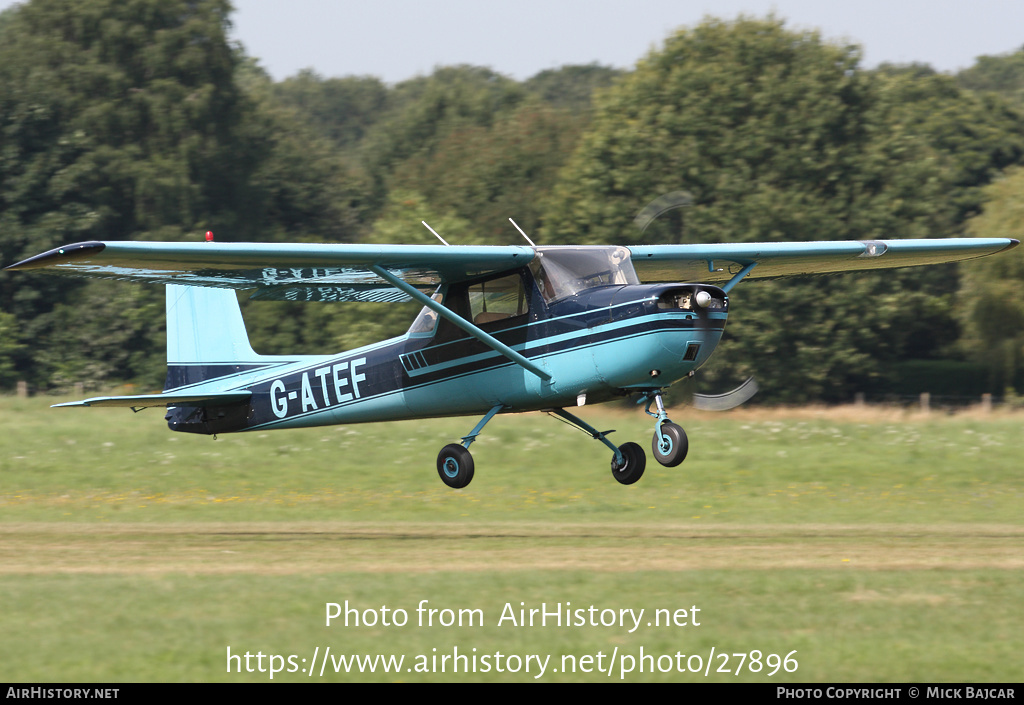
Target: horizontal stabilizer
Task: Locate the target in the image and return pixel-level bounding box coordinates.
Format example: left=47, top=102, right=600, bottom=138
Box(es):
left=53, top=390, right=252, bottom=409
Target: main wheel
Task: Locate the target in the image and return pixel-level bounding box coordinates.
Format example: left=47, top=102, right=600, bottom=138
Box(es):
left=651, top=422, right=688, bottom=467
left=437, top=443, right=475, bottom=489
left=610, top=442, right=646, bottom=485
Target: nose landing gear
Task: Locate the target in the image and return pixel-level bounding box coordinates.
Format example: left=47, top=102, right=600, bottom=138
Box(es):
left=644, top=392, right=688, bottom=467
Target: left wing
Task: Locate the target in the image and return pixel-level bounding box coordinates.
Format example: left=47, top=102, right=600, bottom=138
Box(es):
left=4, top=241, right=536, bottom=300
left=629, top=238, right=1019, bottom=287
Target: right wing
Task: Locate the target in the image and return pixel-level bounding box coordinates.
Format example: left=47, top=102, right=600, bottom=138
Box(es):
left=628, top=238, right=1019, bottom=285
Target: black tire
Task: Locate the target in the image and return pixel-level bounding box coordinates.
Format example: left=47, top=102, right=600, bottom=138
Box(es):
left=651, top=422, right=688, bottom=467
left=610, top=442, right=646, bottom=485
left=437, top=443, right=475, bottom=489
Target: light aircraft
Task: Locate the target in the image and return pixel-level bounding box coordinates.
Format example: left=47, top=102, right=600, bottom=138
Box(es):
left=5, top=229, right=1018, bottom=488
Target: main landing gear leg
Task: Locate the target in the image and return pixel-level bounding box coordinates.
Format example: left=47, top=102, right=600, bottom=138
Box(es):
left=643, top=392, right=688, bottom=467
left=547, top=408, right=646, bottom=485
left=436, top=404, right=503, bottom=489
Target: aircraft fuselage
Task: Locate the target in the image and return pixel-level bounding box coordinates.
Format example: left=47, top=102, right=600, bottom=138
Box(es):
left=164, top=281, right=728, bottom=435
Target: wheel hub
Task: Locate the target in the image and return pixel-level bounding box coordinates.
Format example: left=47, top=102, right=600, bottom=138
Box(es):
left=443, top=458, right=459, bottom=477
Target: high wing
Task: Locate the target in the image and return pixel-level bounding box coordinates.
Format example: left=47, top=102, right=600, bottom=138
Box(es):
left=629, top=238, right=1019, bottom=287
left=6, top=237, right=1018, bottom=298
left=4, top=240, right=536, bottom=302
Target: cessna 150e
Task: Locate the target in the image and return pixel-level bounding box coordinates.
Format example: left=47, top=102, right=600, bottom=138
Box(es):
left=5, top=230, right=1018, bottom=488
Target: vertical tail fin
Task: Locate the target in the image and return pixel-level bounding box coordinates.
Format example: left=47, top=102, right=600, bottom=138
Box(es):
left=164, top=284, right=267, bottom=390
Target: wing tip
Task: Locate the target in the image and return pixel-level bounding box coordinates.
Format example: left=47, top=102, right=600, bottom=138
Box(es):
left=5, top=241, right=106, bottom=271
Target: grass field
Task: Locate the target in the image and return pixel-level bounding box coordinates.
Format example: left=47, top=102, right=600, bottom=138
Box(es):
left=1, top=396, right=1021, bottom=682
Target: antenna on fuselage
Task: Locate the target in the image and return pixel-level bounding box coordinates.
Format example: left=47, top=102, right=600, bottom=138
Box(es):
left=422, top=221, right=450, bottom=246
left=508, top=218, right=536, bottom=247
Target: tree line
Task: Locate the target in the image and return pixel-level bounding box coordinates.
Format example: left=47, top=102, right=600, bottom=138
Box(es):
left=2, top=0, right=1023, bottom=403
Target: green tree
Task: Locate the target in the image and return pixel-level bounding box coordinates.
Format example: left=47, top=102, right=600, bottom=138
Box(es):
left=523, top=63, right=624, bottom=110
left=390, top=102, right=586, bottom=243
left=0, top=1, right=382, bottom=390
left=230, top=59, right=372, bottom=245
left=956, top=168, right=1024, bottom=394
left=870, top=64, right=1024, bottom=225
left=356, top=66, right=527, bottom=214
left=0, top=0, right=244, bottom=253
left=271, top=69, right=390, bottom=153
left=957, top=47, right=1024, bottom=108
left=543, top=17, right=876, bottom=247
left=0, top=0, right=244, bottom=389
left=0, top=310, right=24, bottom=389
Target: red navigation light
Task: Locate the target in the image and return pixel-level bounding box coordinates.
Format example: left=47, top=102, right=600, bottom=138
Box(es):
left=205, top=231, right=214, bottom=242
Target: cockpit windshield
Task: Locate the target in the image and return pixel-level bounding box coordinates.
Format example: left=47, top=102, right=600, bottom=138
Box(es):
left=530, top=246, right=639, bottom=303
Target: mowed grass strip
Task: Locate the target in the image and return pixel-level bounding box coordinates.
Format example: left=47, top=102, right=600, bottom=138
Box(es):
left=1, top=397, right=1021, bottom=524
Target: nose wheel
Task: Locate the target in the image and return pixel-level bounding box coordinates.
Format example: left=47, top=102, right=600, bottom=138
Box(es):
left=652, top=421, right=688, bottom=466
left=644, top=392, right=688, bottom=467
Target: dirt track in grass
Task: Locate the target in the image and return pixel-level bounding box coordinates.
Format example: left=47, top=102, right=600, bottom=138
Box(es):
left=2, top=522, right=1021, bottom=574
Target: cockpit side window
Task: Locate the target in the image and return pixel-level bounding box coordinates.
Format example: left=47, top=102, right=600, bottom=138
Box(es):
left=468, top=273, right=528, bottom=325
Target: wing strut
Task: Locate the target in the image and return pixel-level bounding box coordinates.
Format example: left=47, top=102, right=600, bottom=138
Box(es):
left=721, top=262, right=758, bottom=293
left=369, top=265, right=554, bottom=382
